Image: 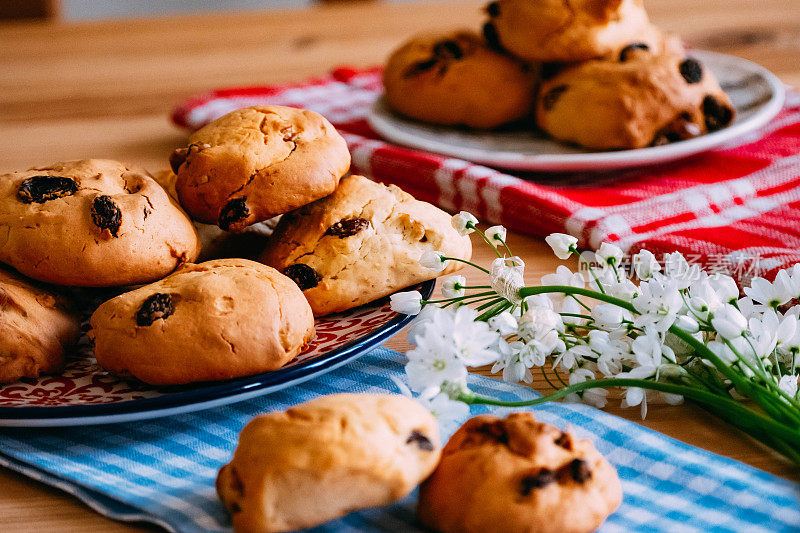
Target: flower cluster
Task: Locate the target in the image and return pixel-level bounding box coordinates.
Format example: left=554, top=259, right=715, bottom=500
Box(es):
left=391, top=212, right=800, bottom=464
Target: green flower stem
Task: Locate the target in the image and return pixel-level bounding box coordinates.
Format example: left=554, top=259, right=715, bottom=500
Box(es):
left=458, top=377, right=800, bottom=447
left=473, top=228, right=504, bottom=259
left=441, top=256, right=491, bottom=274
left=477, top=300, right=512, bottom=322
left=571, top=248, right=606, bottom=295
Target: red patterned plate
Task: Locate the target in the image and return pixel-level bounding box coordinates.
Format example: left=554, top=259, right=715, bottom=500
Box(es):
left=0, top=280, right=433, bottom=427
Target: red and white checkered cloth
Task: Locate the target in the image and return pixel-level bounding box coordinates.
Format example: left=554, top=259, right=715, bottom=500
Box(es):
left=172, top=67, right=800, bottom=283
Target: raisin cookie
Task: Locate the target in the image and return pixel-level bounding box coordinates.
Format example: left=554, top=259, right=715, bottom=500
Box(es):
left=418, top=413, right=622, bottom=533
left=153, top=170, right=277, bottom=261
left=217, top=393, right=441, bottom=533
left=483, top=0, right=654, bottom=62
left=259, top=175, right=472, bottom=316
left=0, top=159, right=201, bottom=287
left=0, top=267, right=81, bottom=383
left=89, top=258, right=314, bottom=385
left=535, top=46, right=735, bottom=149
left=383, top=30, right=536, bottom=129
left=171, top=105, right=350, bottom=232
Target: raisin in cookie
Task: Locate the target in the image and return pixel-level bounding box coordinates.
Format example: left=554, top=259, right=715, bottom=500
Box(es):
left=153, top=170, right=277, bottom=261
left=383, top=30, right=536, bottom=129
left=217, top=393, right=441, bottom=533
left=535, top=46, right=735, bottom=149
left=0, top=267, right=81, bottom=383
left=89, top=258, right=314, bottom=385
left=483, top=0, right=654, bottom=62
left=0, top=159, right=201, bottom=287
left=171, top=105, right=350, bottom=232
left=259, top=175, right=472, bottom=316
left=418, top=413, right=622, bottom=533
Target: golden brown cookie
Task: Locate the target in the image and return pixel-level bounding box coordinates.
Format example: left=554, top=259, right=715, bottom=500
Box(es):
left=89, top=258, right=314, bottom=385
left=418, top=413, right=622, bottom=533
left=483, top=0, right=654, bottom=62
left=535, top=46, right=735, bottom=149
left=259, top=175, right=472, bottom=316
left=216, top=393, right=441, bottom=533
left=0, top=267, right=81, bottom=383
left=153, top=170, right=277, bottom=261
left=383, top=30, right=536, bottom=129
left=0, top=159, right=201, bottom=287
left=171, top=105, right=350, bottom=232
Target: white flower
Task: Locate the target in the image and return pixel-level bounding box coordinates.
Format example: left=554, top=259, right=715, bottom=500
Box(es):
left=779, top=375, right=798, bottom=398
left=565, top=369, right=608, bottom=408
left=743, top=276, right=792, bottom=309
left=631, top=329, right=676, bottom=368
left=632, top=277, right=683, bottom=332
left=595, top=242, right=624, bottom=267
left=545, top=233, right=578, bottom=260
left=617, top=366, right=657, bottom=418
left=687, top=278, right=724, bottom=322
left=554, top=343, right=591, bottom=372
left=541, top=265, right=585, bottom=306
left=518, top=306, right=564, bottom=352
left=451, top=211, right=478, bottom=236
left=490, top=256, right=524, bottom=305
left=603, top=276, right=639, bottom=301
left=488, top=311, right=517, bottom=335
left=632, top=250, right=661, bottom=279
left=591, top=303, right=632, bottom=330
left=441, top=275, right=466, bottom=298
left=449, top=306, right=503, bottom=366
left=560, top=296, right=585, bottom=326
left=523, top=294, right=554, bottom=310
left=708, top=274, right=739, bottom=304
left=663, top=252, right=702, bottom=289
left=419, top=250, right=447, bottom=272
left=710, top=304, right=748, bottom=339
left=390, top=291, right=423, bottom=315
left=484, top=225, right=507, bottom=244
left=390, top=376, right=469, bottom=435
left=406, top=305, right=439, bottom=344
left=492, top=340, right=532, bottom=383
left=405, top=346, right=466, bottom=394
left=673, top=314, right=700, bottom=333
left=784, top=264, right=800, bottom=299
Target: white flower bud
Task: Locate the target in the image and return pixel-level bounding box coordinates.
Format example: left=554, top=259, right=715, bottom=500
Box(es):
left=710, top=304, right=748, bottom=339
left=484, top=225, right=507, bottom=244
left=545, top=233, right=578, bottom=260
left=451, top=211, right=478, bottom=236
left=488, top=311, right=517, bottom=335
left=419, top=250, right=447, bottom=272
left=596, top=242, right=624, bottom=266
left=441, top=275, right=466, bottom=298
left=632, top=249, right=661, bottom=279
left=390, top=291, right=423, bottom=315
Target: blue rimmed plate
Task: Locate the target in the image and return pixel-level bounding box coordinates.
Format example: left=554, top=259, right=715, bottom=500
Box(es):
left=0, top=280, right=433, bottom=427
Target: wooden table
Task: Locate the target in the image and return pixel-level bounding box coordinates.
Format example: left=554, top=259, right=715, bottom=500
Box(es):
left=2, top=0, right=800, bottom=530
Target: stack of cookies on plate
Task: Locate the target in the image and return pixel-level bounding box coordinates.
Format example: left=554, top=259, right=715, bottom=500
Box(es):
left=0, top=105, right=471, bottom=386
left=382, top=0, right=735, bottom=149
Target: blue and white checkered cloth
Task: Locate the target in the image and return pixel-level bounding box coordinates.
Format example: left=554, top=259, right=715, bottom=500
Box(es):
left=0, top=347, right=798, bottom=532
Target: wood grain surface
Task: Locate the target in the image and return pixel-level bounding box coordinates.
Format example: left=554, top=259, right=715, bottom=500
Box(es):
left=1, top=0, right=800, bottom=530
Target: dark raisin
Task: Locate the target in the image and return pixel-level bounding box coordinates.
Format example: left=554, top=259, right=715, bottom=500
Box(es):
left=554, top=432, right=573, bottom=450
left=568, top=458, right=592, bottom=483
left=325, top=217, right=370, bottom=238
left=91, top=195, right=122, bottom=237
left=476, top=420, right=509, bottom=444
left=17, top=176, right=78, bottom=204
left=280, top=125, right=297, bottom=142
left=540, top=63, right=563, bottom=80
left=520, top=469, right=556, bottom=495
left=169, top=147, right=190, bottom=174
left=703, top=94, right=733, bottom=131
left=486, top=1, right=500, bottom=17
left=679, top=58, right=703, bottom=84
left=619, top=42, right=649, bottom=62
left=406, top=430, right=435, bottom=451
left=541, top=85, right=568, bottom=111
left=282, top=264, right=321, bottom=291
left=218, top=197, right=250, bottom=231
left=651, top=112, right=702, bottom=146
left=136, top=293, right=174, bottom=327
left=403, top=58, right=439, bottom=78
left=433, top=40, right=464, bottom=60
left=482, top=22, right=502, bottom=51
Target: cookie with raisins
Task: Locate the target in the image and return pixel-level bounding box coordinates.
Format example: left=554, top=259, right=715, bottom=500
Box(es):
left=383, top=30, right=535, bottom=129
left=418, top=413, right=622, bottom=533
left=535, top=43, right=734, bottom=149
left=89, top=258, right=314, bottom=385
left=171, top=105, right=350, bottom=232
left=259, top=175, right=471, bottom=316
left=216, top=393, right=441, bottom=532
left=0, top=159, right=200, bottom=286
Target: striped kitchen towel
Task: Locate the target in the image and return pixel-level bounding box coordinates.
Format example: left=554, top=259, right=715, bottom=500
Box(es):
left=1, top=348, right=798, bottom=533
left=172, top=68, right=800, bottom=284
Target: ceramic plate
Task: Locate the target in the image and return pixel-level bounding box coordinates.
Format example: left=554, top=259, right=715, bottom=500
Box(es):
left=368, top=51, right=785, bottom=171
left=0, top=280, right=434, bottom=427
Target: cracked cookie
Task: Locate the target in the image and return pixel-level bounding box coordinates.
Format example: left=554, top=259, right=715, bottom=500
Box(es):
left=535, top=44, right=734, bottom=149
left=171, top=105, right=350, bottom=232
left=483, top=0, right=655, bottom=62
left=418, top=413, right=622, bottom=533
left=383, top=30, right=536, bottom=129
left=0, top=159, right=201, bottom=287
left=0, top=267, right=81, bottom=383
left=216, top=393, right=441, bottom=533
left=89, top=258, right=314, bottom=385
left=153, top=170, right=278, bottom=261
left=259, top=175, right=472, bottom=316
